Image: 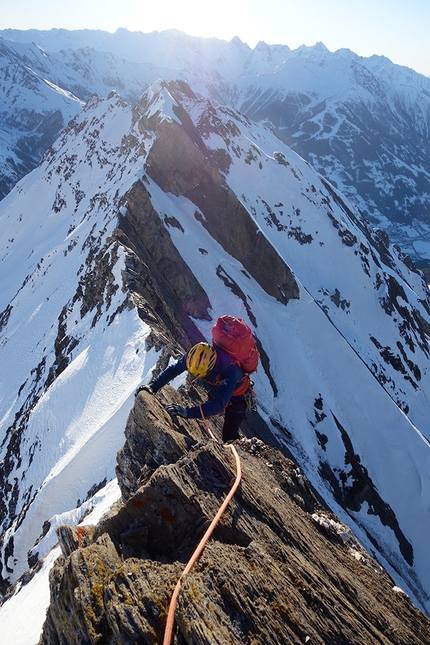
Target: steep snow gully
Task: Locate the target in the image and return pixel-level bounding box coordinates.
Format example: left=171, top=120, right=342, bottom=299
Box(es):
left=0, top=79, right=430, bottom=643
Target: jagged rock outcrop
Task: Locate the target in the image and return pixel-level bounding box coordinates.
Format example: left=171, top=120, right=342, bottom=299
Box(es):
left=40, top=391, right=430, bottom=644
left=116, top=178, right=212, bottom=347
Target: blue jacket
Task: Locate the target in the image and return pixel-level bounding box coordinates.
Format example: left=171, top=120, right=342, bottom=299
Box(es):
left=149, top=346, right=245, bottom=419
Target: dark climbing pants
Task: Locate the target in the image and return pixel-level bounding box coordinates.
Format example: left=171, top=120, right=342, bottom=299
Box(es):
left=222, top=397, right=247, bottom=442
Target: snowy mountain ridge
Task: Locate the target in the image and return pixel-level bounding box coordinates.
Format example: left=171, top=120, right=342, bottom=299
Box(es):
left=1, top=28, right=430, bottom=266
left=1, top=78, right=430, bottom=642
left=0, top=90, right=152, bottom=580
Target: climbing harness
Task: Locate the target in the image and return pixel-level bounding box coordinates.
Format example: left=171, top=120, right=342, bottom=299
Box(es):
left=162, top=406, right=242, bottom=645
left=192, top=372, right=257, bottom=404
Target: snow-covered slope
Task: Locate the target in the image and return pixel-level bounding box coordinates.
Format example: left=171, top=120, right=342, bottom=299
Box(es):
left=0, top=82, right=430, bottom=643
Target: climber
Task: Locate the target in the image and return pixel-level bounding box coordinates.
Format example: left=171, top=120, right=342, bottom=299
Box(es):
left=135, top=341, right=251, bottom=442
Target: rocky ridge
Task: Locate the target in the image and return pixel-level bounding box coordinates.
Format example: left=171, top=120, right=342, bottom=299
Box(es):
left=39, top=389, right=430, bottom=644
left=1, top=78, right=430, bottom=638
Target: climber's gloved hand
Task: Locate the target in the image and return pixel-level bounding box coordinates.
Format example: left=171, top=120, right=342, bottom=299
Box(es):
left=135, top=384, right=154, bottom=397
left=165, top=404, right=188, bottom=419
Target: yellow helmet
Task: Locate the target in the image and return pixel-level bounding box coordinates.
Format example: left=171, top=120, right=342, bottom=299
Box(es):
left=186, top=343, right=217, bottom=377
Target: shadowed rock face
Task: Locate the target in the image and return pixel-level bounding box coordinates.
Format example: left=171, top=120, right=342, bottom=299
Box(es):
left=144, top=108, right=299, bottom=305
left=40, top=391, right=430, bottom=645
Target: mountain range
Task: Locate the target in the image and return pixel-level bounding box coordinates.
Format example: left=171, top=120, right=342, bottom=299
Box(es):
left=0, top=28, right=430, bottom=644
left=0, top=28, right=430, bottom=266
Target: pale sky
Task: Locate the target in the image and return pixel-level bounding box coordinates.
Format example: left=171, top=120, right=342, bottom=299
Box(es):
left=1, top=0, right=429, bottom=77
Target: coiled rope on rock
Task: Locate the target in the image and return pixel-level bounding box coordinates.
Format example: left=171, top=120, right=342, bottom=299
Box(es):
left=162, top=405, right=242, bottom=645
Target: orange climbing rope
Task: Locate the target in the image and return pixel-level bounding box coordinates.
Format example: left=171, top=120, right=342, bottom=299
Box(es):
left=198, top=403, right=217, bottom=440
left=162, top=406, right=242, bottom=645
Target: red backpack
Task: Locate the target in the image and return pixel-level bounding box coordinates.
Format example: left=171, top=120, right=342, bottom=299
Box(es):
left=212, top=315, right=259, bottom=387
